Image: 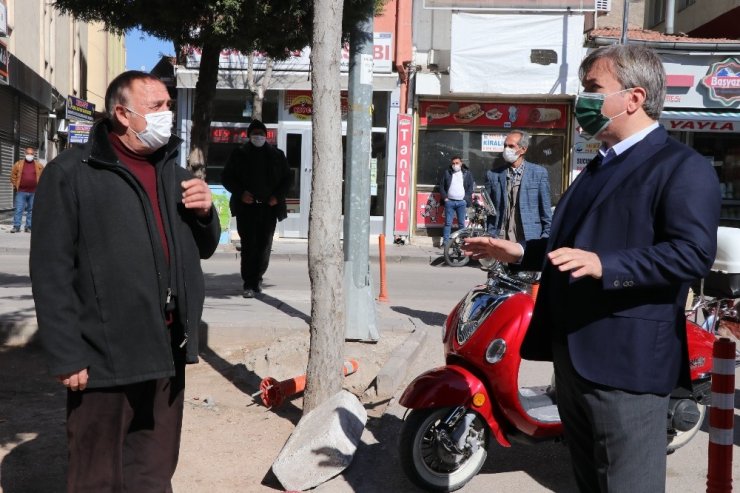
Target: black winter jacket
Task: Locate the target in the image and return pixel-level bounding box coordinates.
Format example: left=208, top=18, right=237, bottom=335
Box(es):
left=30, top=120, right=220, bottom=388
left=221, top=142, right=292, bottom=221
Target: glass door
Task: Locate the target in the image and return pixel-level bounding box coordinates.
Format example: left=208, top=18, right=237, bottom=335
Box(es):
left=278, top=126, right=312, bottom=237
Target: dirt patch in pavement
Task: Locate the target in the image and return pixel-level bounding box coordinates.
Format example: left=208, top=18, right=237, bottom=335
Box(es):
left=177, top=332, right=407, bottom=492
left=0, top=332, right=409, bottom=493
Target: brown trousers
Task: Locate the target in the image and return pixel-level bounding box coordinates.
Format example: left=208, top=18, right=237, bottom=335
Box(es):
left=65, top=353, right=185, bottom=493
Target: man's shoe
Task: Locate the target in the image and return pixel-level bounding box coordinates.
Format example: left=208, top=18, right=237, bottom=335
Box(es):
left=242, top=289, right=255, bottom=299
left=24, top=227, right=31, bottom=233
left=253, top=284, right=262, bottom=293
left=10, top=228, right=19, bottom=233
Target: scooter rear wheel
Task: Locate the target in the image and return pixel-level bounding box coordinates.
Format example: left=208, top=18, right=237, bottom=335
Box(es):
left=443, top=234, right=470, bottom=267
left=400, top=408, right=489, bottom=492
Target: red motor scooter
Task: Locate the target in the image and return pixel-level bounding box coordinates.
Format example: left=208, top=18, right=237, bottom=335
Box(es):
left=398, top=262, right=716, bottom=492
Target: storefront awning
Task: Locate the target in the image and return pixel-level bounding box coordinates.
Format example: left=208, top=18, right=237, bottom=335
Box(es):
left=660, top=110, right=740, bottom=122
left=660, top=110, right=740, bottom=133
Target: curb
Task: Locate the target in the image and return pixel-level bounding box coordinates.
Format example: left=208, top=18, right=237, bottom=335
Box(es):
left=375, top=327, right=429, bottom=398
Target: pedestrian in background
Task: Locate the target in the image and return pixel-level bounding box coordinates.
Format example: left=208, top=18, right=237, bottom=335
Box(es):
left=463, top=44, right=720, bottom=492
left=221, top=119, right=292, bottom=299
left=9, top=146, right=43, bottom=233
left=30, top=70, right=220, bottom=492
left=485, top=130, right=552, bottom=243
left=438, top=155, right=475, bottom=247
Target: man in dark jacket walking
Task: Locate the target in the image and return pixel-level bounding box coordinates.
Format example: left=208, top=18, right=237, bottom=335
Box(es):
left=438, top=156, right=475, bottom=246
left=30, top=71, right=220, bottom=492
left=221, top=119, right=292, bottom=298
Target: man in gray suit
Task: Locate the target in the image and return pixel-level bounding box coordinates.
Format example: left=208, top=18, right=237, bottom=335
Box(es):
left=485, top=130, right=552, bottom=242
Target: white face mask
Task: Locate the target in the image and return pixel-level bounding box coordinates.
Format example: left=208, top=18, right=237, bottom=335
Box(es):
left=25, top=154, right=35, bottom=162
left=250, top=135, right=266, bottom=147
left=502, top=147, right=520, bottom=164
left=452, top=164, right=462, bottom=172
left=125, top=107, right=173, bottom=151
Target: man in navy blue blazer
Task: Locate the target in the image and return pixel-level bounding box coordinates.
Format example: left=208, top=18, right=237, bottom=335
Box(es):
left=463, top=44, right=720, bottom=492
left=485, top=130, right=552, bottom=242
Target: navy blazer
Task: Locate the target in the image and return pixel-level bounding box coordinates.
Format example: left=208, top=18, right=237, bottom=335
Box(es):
left=485, top=161, right=552, bottom=240
left=520, top=126, right=720, bottom=394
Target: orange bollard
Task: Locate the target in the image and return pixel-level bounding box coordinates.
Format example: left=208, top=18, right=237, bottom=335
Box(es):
left=257, top=359, right=360, bottom=408
left=378, top=234, right=389, bottom=302
left=706, top=337, right=735, bottom=493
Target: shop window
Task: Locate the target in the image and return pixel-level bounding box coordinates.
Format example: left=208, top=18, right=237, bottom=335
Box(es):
left=692, top=133, right=740, bottom=226
left=677, top=0, right=695, bottom=10
left=417, top=129, right=565, bottom=205
left=648, top=0, right=666, bottom=27
left=211, top=89, right=279, bottom=124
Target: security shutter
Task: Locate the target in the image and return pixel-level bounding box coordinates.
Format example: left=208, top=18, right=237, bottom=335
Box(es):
left=19, top=98, right=39, bottom=149
left=0, top=86, right=14, bottom=141
left=0, top=139, right=15, bottom=210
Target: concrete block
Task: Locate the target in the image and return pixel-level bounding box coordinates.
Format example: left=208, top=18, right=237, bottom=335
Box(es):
left=375, top=328, right=428, bottom=398
left=272, top=390, right=367, bottom=491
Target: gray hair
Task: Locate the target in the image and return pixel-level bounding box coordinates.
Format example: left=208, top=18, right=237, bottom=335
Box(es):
left=508, top=130, right=531, bottom=149
left=579, top=44, right=666, bottom=120
left=104, top=70, right=163, bottom=119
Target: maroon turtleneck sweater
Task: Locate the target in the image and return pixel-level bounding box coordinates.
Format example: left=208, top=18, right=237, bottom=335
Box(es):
left=108, top=132, right=170, bottom=263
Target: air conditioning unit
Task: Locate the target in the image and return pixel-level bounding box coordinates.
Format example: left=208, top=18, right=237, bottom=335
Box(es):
left=596, top=0, right=611, bottom=11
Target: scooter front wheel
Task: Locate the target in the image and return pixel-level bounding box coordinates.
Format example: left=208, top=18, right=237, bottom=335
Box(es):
left=400, top=408, right=489, bottom=492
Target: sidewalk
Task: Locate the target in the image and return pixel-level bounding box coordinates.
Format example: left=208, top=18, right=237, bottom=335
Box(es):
left=0, top=223, right=450, bottom=349
left=0, top=223, right=443, bottom=261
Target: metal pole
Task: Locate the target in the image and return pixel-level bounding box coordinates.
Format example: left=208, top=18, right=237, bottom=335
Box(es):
left=343, top=6, right=379, bottom=341
left=620, top=0, right=630, bottom=44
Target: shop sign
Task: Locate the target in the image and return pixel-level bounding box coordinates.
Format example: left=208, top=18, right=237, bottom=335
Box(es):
left=700, top=58, right=740, bottom=107
left=394, top=114, right=413, bottom=236
left=416, top=191, right=471, bottom=228
left=283, top=91, right=349, bottom=121
left=210, top=126, right=276, bottom=145
left=66, top=96, right=95, bottom=122
left=68, top=123, right=93, bottom=144
left=183, top=32, right=393, bottom=74
left=425, top=0, right=596, bottom=10
left=570, top=131, right=600, bottom=181
left=662, top=119, right=736, bottom=133
left=481, top=133, right=506, bottom=153
left=420, top=101, right=568, bottom=129
left=0, top=40, right=7, bottom=85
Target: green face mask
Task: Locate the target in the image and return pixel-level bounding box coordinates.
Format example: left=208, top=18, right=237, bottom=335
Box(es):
left=575, top=89, right=631, bottom=139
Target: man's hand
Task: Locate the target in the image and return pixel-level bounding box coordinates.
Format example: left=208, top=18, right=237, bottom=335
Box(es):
left=241, top=191, right=255, bottom=204
left=461, top=236, right=524, bottom=264
left=268, top=196, right=278, bottom=206
left=548, top=247, right=602, bottom=279
left=181, top=179, right=212, bottom=218
left=57, top=368, right=89, bottom=391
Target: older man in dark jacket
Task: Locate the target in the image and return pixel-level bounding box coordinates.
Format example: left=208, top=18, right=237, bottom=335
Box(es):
left=30, top=71, right=220, bottom=491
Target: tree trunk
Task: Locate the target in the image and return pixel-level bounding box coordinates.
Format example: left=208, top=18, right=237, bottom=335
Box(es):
left=303, top=0, right=345, bottom=415
left=247, top=55, right=274, bottom=121
left=187, top=39, right=221, bottom=179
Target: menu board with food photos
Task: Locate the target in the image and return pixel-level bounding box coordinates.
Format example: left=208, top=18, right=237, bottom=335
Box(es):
left=420, top=101, right=569, bottom=130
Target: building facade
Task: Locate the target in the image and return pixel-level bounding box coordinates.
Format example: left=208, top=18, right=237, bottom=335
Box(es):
left=0, top=0, right=124, bottom=213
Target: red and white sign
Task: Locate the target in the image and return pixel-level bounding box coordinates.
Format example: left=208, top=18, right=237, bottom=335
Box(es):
left=394, top=114, right=413, bottom=236
left=419, top=101, right=569, bottom=130
left=662, top=119, right=737, bottom=133
left=184, top=33, right=393, bottom=74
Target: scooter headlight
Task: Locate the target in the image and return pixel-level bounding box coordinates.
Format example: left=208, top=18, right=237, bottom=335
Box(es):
left=485, top=338, right=507, bottom=364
